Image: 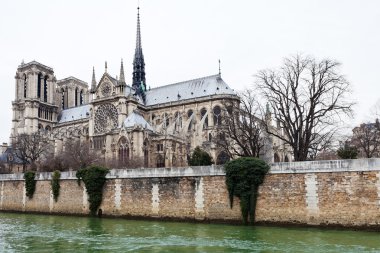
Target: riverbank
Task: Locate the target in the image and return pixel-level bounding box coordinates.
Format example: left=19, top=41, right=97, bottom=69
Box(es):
left=1, top=159, right=380, bottom=230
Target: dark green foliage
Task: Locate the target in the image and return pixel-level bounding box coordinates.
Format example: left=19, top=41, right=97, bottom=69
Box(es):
left=51, top=170, right=61, bottom=202
left=224, top=157, right=270, bottom=225
left=76, top=166, right=109, bottom=216
left=337, top=146, right=358, bottom=159
left=188, top=146, right=213, bottom=166
left=24, top=171, right=36, bottom=199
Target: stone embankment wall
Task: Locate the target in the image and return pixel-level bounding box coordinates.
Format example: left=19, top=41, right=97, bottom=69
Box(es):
left=1, top=159, right=380, bottom=228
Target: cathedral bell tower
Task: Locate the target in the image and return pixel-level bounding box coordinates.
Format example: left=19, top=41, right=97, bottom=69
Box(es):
left=11, top=61, right=58, bottom=143
left=132, top=7, right=146, bottom=104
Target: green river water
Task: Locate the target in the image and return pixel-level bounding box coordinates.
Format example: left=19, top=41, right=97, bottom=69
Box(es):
left=0, top=212, right=379, bottom=252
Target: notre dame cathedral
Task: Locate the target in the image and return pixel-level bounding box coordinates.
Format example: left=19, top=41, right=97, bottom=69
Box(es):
left=8, top=8, right=291, bottom=170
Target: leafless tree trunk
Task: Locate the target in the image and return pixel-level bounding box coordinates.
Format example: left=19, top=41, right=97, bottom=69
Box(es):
left=350, top=121, right=380, bottom=158
left=214, top=90, right=266, bottom=158
left=255, top=54, right=354, bottom=161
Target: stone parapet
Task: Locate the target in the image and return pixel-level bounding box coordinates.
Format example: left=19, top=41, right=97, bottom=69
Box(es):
left=270, top=158, right=380, bottom=174
left=2, top=159, right=380, bottom=181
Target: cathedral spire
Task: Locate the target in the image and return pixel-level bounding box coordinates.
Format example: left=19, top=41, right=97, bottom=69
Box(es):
left=132, top=6, right=146, bottom=103
left=119, top=59, right=125, bottom=83
left=91, top=66, right=96, bottom=91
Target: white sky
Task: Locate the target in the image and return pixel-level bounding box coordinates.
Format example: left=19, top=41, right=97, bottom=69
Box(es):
left=0, top=0, right=379, bottom=143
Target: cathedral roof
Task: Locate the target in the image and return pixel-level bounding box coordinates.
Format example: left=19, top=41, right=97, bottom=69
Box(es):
left=0, top=148, right=23, bottom=164
left=144, top=74, right=236, bottom=106
left=58, top=104, right=90, bottom=123
left=122, top=111, right=153, bottom=131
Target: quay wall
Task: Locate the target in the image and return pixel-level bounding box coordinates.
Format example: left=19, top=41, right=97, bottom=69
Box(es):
left=1, top=159, right=380, bottom=228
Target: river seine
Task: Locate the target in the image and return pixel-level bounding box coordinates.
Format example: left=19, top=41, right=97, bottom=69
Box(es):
left=0, top=212, right=379, bottom=252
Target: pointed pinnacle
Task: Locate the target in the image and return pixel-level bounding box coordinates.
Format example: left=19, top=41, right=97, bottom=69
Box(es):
left=119, top=58, right=125, bottom=82
left=91, top=67, right=96, bottom=89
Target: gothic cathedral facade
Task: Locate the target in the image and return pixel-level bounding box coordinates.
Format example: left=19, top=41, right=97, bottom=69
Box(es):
left=10, top=8, right=291, bottom=169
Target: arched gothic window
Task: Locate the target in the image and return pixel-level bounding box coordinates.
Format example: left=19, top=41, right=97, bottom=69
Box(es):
left=156, top=154, right=165, bottom=168
left=23, top=74, right=27, bottom=98
left=61, top=88, right=65, bottom=109
left=174, top=112, right=182, bottom=131
left=201, top=108, right=208, bottom=129
left=284, top=156, right=289, bottom=162
left=43, top=76, right=48, bottom=102
left=187, top=110, right=194, bottom=132
left=37, top=73, right=42, bottom=98
left=216, top=151, right=230, bottom=165
left=187, top=109, right=193, bottom=119
left=163, top=113, right=169, bottom=128
left=172, top=155, right=177, bottom=167
left=80, top=90, right=84, bottom=105
left=143, top=140, right=149, bottom=167
left=274, top=153, right=280, bottom=163
left=118, top=137, right=129, bottom=165
left=75, top=88, right=78, bottom=106
left=213, top=106, right=222, bottom=126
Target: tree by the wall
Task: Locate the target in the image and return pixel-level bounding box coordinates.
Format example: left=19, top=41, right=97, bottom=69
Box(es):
left=188, top=146, right=213, bottom=166
left=14, top=132, right=51, bottom=171
left=225, top=157, right=270, bottom=225
left=337, top=144, right=358, bottom=159
left=350, top=121, right=380, bottom=158
left=214, top=89, right=266, bottom=159
left=256, top=54, right=355, bottom=161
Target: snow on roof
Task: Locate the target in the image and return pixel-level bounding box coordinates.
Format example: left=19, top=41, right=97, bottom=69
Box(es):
left=145, top=74, right=236, bottom=106
left=122, top=111, right=153, bottom=131
left=58, top=104, right=90, bottom=123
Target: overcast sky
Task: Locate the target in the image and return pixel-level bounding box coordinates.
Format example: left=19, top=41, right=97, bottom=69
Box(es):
left=0, top=0, right=379, bottom=143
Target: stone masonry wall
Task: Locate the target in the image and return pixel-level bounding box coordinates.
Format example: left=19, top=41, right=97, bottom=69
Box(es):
left=1, top=159, right=380, bottom=228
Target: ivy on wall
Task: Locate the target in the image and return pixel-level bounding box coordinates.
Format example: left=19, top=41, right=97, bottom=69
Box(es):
left=51, top=170, right=61, bottom=202
left=24, top=171, right=36, bottom=199
left=76, top=166, right=109, bottom=216
left=224, top=157, right=270, bottom=225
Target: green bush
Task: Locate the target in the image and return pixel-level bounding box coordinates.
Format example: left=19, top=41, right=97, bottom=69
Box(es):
left=337, top=146, right=358, bottom=159
left=188, top=146, right=213, bottom=166
left=224, top=157, right=270, bottom=225
left=51, top=170, right=61, bottom=202
left=24, top=171, right=36, bottom=199
left=76, top=165, right=109, bottom=216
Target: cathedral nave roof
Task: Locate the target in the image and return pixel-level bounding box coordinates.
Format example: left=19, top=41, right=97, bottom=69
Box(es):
left=58, top=104, right=90, bottom=123
left=144, top=74, right=236, bottom=106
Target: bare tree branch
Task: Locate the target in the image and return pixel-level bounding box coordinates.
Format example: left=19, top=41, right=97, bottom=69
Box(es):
left=255, top=54, right=355, bottom=161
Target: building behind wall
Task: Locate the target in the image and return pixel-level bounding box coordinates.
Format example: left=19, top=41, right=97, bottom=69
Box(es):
left=9, top=8, right=292, bottom=169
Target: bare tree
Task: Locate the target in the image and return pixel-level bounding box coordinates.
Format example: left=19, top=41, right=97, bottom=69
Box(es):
left=61, top=139, right=99, bottom=170
left=350, top=120, right=380, bottom=158
left=256, top=54, right=355, bottom=161
left=215, top=90, right=266, bottom=158
left=14, top=132, right=51, bottom=171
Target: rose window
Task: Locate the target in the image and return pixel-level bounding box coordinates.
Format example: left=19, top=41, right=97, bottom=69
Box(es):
left=94, top=103, right=118, bottom=134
